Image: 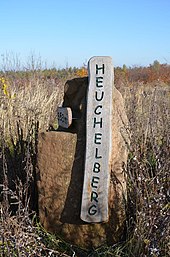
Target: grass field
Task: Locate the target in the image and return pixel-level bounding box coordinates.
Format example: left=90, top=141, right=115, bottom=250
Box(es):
left=0, top=65, right=169, bottom=256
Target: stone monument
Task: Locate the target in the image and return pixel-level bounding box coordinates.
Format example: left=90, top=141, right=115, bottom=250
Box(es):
left=81, top=57, right=113, bottom=223
left=37, top=56, right=129, bottom=248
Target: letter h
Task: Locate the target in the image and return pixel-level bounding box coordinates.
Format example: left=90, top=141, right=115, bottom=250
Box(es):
left=96, top=64, right=105, bottom=75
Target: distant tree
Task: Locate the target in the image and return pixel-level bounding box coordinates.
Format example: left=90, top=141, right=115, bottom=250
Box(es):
left=123, top=64, right=127, bottom=72
left=152, top=60, right=160, bottom=73
left=76, top=67, right=88, bottom=77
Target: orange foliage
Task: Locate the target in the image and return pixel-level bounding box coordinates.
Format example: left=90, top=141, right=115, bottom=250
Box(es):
left=76, top=67, right=88, bottom=77
left=115, top=62, right=170, bottom=86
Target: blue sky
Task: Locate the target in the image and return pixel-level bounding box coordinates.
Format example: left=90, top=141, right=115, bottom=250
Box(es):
left=0, top=0, right=170, bottom=68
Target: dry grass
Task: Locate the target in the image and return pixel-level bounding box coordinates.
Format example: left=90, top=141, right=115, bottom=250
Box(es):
left=0, top=71, right=170, bottom=256
left=0, top=75, right=64, bottom=139
left=121, top=83, right=170, bottom=256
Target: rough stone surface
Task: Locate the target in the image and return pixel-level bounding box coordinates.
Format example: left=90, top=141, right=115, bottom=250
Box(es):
left=81, top=56, right=113, bottom=223
left=37, top=77, right=129, bottom=249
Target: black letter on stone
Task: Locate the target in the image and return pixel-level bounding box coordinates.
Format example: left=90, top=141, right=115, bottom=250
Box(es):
left=94, top=133, right=102, bottom=144
left=93, top=117, right=102, bottom=128
left=95, top=91, right=104, bottom=101
left=88, top=205, right=97, bottom=215
left=91, top=176, right=100, bottom=188
left=91, top=191, right=98, bottom=203
left=96, top=77, right=103, bottom=87
left=93, top=162, right=101, bottom=173
left=96, top=64, right=105, bottom=74
left=95, top=148, right=102, bottom=159
left=94, top=105, right=102, bottom=115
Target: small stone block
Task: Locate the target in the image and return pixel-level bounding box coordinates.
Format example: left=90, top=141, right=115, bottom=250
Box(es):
left=57, top=107, right=72, bottom=128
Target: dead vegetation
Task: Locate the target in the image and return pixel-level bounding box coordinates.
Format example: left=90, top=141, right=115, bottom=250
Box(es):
left=0, top=64, right=170, bottom=256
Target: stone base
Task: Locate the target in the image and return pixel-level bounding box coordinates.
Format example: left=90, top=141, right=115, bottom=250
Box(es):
left=37, top=131, right=127, bottom=249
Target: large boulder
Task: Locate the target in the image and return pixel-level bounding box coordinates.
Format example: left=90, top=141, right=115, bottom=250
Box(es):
left=36, top=77, right=129, bottom=248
